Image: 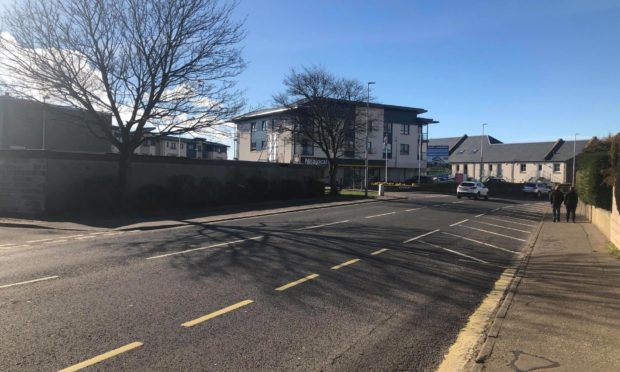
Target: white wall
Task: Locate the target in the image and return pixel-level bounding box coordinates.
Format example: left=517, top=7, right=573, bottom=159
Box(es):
left=452, top=161, right=567, bottom=183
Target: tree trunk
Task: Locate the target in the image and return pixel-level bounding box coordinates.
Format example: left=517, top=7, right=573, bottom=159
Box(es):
left=116, top=146, right=133, bottom=206
left=328, top=159, right=339, bottom=195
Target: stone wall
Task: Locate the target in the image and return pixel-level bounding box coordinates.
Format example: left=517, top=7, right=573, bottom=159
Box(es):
left=0, top=153, right=46, bottom=214
left=0, top=150, right=323, bottom=215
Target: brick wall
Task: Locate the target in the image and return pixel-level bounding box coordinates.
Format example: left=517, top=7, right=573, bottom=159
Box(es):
left=0, top=155, right=46, bottom=215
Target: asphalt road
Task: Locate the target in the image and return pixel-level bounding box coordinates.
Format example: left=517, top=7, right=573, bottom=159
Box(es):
left=0, top=194, right=547, bottom=371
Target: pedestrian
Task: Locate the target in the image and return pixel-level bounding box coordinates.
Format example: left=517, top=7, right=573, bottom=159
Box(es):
left=564, top=186, right=579, bottom=223
left=549, top=185, right=564, bottom=222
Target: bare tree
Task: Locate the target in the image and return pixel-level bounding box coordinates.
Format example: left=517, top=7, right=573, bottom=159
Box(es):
left=0, top=0, right=245, bottom=199
left=274, top=66, right=367, bottom=194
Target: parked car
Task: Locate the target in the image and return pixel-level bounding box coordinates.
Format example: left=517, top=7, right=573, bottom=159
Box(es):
left=522, top=182, right=552, bottom=197
left=482, top=176, right=506, bottom=185
left=457, top=181, right=489, bottom=200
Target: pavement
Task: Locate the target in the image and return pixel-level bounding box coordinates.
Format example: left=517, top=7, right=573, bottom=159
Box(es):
left=473, top=213, right=620, bottom=371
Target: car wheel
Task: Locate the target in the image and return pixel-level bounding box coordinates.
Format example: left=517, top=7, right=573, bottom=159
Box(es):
left=457, top=195, right=462, bottom=199
left=475, top=192, right=479, bottom=200
left=537, top=191, right=541, bottom=197
left=484, top=194, right=488, bottom=200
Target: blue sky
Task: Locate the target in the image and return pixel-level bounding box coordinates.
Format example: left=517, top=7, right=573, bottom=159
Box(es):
left=233, top=0, right=620, bottom=143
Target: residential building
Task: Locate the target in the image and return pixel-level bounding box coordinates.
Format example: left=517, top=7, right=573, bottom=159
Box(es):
left=0, top=95, right=111, bottom=152
left=232, top=101, right=437, bottom=186
left=429, top=134, right=589, bottom=184
left=112, top=129, right=228, bottom=160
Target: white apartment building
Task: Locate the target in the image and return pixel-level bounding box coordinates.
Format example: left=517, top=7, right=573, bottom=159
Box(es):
left=233, top=101, right=437, bottom=187
left=429, top=135, right=589, bottom=184
left=112, top=130, right=228, bottom=160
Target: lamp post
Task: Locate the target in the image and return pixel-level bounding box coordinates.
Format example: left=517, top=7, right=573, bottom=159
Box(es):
left=42, top=95, right=50, bottom=150
left=480, top=123, right=487, bottom=180
left=572, top=133, right=578, bottom=186
left=364, top=81, right=375, bottom=197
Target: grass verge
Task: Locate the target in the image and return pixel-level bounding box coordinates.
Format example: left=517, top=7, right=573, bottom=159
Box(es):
left=608, top=242, right=620, bottom=260
left=339, top=189, right=378, bottom=198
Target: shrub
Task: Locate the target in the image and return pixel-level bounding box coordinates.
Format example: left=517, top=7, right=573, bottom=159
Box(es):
left=576, top=151, right=612, bottom=210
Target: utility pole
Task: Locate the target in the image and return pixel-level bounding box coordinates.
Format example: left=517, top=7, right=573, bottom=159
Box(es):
left=572, top=133, right=579, bottom=185
left=42, top=95, right=49, bottom=150
left=365, top=82, right=375, bottom=197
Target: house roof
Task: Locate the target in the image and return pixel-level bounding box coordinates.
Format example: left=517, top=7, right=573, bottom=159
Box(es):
left=444, top=135, right=589, bottom=163
left=232, top=99, right=433, bottom=121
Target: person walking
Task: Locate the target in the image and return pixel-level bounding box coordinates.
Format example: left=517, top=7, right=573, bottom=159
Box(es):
left=550, top=185, right=564, bottom=222
left=564, top=186, right=579, bottom=223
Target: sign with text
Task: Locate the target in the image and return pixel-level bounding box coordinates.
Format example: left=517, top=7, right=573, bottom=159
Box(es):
left=427, top=145, right=449, bottom=165
left=302, top=157, right=328, bottom=167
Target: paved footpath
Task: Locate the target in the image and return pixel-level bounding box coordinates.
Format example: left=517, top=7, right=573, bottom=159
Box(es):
left=474, top=214, right=620, bottom=371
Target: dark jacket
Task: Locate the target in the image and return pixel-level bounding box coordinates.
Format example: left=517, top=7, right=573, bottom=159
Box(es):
left=550, top=190, right=564, bottom=207
left=565, top=190, right=579, bottom=208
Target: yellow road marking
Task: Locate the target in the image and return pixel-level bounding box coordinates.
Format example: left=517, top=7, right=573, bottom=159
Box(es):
left=275, top=273, right=319, bottom=291
left=371, top=248, right=389, bottom=255
left=182, top=300, right=253, bottom=327
left=58, top=341, right=143, bottom=372
left=331, top=258, right=360, bottom=270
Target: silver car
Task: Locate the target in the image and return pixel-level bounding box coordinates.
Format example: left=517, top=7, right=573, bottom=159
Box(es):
left=457, top=181, right=489, bottom=200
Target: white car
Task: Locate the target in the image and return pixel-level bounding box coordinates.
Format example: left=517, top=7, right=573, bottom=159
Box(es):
left=457, top=181, right=489, bottom=200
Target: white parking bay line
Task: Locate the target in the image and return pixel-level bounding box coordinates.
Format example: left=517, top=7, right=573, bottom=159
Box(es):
left=295, top=220, right=350, bottom=231
left=25, top=238, right=55, bottom=244
left=403, top=229, right=440, bottom=243
left=419, top=240, right=488, bottom=264
left=441, top=232, right=521, bottom=255
left=146, top=236, right=263, bottom=260
left=474, top=213, right=485, bottom=218
left=451, top=201, right=464, bottom=204
left=0, top=275, right=59, bottom=289
left=483, top=216, right=536, bottom=227
left=450, top=219, right=469, bottom=227
left=405, top=208, right=423, bottom=212
left=470, top=220, right=531, bottom=234
left=457, top=225, right=527, bottom=242
left=365, top=212, right=396, bottom=219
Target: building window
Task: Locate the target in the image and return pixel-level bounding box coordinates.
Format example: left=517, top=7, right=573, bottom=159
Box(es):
left=251, top=122, right=257, bottom=132
left=170, top=142, right=177, bottom=150
left=367, top=141, right=372, bottom=154
left=251, top=142, right=256, bottom=151
left=400, top=124, right=410, bottom=135
left=553, top=163, right=561, bottom=173
left=180, top=143, right=184, bottom=150
left=538, top=164, right=542, bottom=171
left=489, top=164, right=493, bottom=171
left=261, top=120, right=267, bottom=131
left=456, top=164, right=460, bottom=172
left=166, top=142, right=169, bottom=148
left=261, top=140, right=266, bottom=150
left=400, top=143, right=409, bottom=155
left=301, top=140, right=314, bottom=156
left=520, top=164, right=526, bottom=173
left=464, top=164, right=468, bottom=174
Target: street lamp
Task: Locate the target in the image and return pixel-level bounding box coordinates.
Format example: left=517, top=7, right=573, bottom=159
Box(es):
left=572, top=133, right=579, bottom=186
left=480, top=123, right=488, bottom=180
left=364, top=81, right=375, bottom=197
left=42, top=95, right=50, bottom=150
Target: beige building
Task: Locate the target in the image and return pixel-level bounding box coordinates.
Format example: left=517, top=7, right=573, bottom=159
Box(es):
left=233, top=102, right=437, bottom=186
left=429, top=135, right=589, bottom=184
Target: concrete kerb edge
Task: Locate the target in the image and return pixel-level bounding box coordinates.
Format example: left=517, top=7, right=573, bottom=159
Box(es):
left=469, top=212, right=546, bottom=370
left=115, top=196, right=407, bottom=232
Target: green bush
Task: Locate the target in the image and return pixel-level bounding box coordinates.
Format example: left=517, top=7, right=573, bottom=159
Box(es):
left=576, top=151, right=612, bottom=210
